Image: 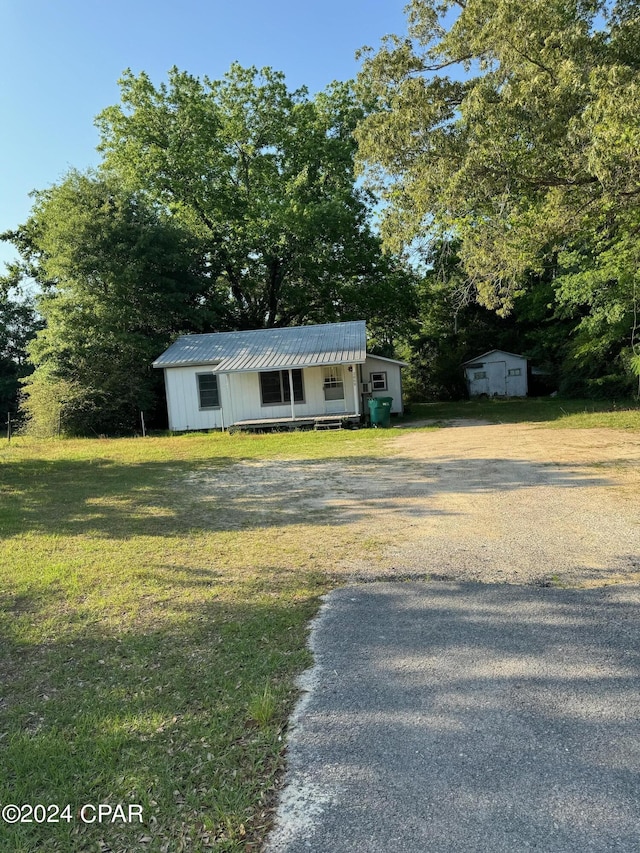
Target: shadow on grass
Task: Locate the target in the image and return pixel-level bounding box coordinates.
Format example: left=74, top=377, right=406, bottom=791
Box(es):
left=401, top=397, right=640, bottom=425
left=0, top=572, right=322, bottom=852
left=0, top=453, right=616, bottom=539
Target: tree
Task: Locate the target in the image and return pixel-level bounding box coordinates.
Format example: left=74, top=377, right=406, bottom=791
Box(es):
left=96, top=63, right=416, bottom=334
left=356, top=0, right=640, bottom=394
left=0, top=286, right=41, bottom=420
left=4, top=172, right=209, bottom=434
left=3, top=64, right=419, bottom=434
left=401, top=240, right=570, bottom=400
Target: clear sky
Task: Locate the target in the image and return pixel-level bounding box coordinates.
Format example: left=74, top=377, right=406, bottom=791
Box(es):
left=0, top=0, right=409, bottom=273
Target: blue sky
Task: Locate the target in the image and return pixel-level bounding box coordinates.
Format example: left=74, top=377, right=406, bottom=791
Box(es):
left=0, top=0, right=409, bottom=272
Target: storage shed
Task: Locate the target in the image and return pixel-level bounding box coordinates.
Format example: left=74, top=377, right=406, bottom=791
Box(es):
left=153, top=321, right=407, bottom=431
left=462, top=350, right=528, bottom=397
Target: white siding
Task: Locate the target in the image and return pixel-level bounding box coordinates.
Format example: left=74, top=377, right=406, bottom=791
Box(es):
left=227, top=366, right=358, bottom=421
left=364, top=357, right=404, bottom=414
left=164, top=364, right=361, bottom=430
left=164, top=366, right=226, bottom=431
left=465, top=352, right=528, bottom=397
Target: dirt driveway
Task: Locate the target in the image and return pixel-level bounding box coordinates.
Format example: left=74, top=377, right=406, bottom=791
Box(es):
left=368, top=421, right=640, bottom=586
left=190, top=422, right=640, bottom=587
left=262, top=424, right=640, bottom=852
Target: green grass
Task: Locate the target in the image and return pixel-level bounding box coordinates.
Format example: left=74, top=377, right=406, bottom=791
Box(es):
left=0, top=429, right=395, bottom=853
left=402, top=397, right=640, bottom=429
left=0, top=407, right=636, bottom=851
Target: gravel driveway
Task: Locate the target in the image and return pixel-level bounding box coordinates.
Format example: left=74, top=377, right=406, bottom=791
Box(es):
left=352, top=421, right=640, bottom=585
left=262, top=422, right=640, bottom=851
left=189, top=421, right=640, bottom=586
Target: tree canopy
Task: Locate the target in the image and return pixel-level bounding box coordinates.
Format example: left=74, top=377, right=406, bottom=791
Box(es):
left=5, top=172, right=209, bottom=434
left=2, top=64, right=417, bottom=434
left=96, top=63, right=415, bottom=334
left=0, top=285, right=40, bottom=420
left=356, top=0, right=640, bottom=393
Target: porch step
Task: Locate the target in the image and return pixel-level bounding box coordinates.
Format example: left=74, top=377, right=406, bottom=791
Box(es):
left=314, top=417, right=343, bottom=431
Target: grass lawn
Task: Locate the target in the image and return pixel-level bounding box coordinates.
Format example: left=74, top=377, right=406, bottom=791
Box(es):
left=0, top=429, right=397, bottom=852
left=0, top=400, right=637, bottom=851
left=403, top=396, right=640, bottom=429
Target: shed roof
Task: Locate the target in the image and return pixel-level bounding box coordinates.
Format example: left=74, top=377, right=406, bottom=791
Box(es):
left=461, top=349, right=528, bottom=366
left=153, top=320, right=368, bottom=373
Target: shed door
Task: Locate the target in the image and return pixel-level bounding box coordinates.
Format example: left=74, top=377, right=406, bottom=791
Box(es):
left=487, top=361, right=507, bottom=395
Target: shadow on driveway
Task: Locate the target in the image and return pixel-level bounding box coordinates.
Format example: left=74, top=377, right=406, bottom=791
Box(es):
left=266, top=581, right=640, bottom=853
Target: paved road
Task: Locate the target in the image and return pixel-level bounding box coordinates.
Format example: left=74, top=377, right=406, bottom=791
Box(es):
left=265, top=582, right=640, bottom=853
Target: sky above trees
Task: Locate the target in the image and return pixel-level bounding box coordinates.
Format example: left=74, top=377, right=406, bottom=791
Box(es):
left=0, top=0, right=407, bottom=271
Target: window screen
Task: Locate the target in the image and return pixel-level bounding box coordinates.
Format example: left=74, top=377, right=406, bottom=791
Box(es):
left=197, top=373, right=220, bottom=408
left=260, top=370, right=304, bottom=405
left=370, top=371, right=388, bottom=391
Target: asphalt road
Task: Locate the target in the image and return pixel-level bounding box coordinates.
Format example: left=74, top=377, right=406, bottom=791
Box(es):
left=265, top=582, right=640, bottom=853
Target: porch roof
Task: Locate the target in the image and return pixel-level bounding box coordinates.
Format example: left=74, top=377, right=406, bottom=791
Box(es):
left=153, top=320, right=367, bottom=373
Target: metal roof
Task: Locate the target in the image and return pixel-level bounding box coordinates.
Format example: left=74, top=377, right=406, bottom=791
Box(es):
left=461, top=349, right=528, bottom=365
left=153, top=321, right=368, bottom=373
left=367, top=353, right=410, bottom=367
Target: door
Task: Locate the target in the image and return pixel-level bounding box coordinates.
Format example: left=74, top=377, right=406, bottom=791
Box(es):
left=487, top=360, right=507, bottom=396
left=322, top=366, right=346, bottom=414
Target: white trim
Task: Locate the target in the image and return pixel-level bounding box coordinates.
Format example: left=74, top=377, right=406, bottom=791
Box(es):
left=156, top=357, right=368, bottom=372
left=370, top=370, right=388, bottom=391
left=352, top=364, right=360, bottom=418
left=365, top=354, right=408, bottom=367
left=288, top=368, right=296, bottom=421
left=462, top=349, right=527, bottom=365
left=196, top=371, right=221, bottom=410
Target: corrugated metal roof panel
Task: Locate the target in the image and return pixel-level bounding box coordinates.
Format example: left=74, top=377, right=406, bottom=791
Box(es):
left=153, top=321, right=367, bottom=372
left=461, top=349, right=527, bottom=365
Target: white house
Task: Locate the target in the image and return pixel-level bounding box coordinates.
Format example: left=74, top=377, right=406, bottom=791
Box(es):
left=153, top=320, right=406, bottom=431
left=462, top=350, right=528, bottom=397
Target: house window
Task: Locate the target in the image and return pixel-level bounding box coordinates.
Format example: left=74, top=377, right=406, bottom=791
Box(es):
left=197, top=373, right=220, bottom=409
left=323, top=366, right=344, bottom=401
left=260, top=370, right=304, bottom=405
left=473, top=371, right=487, bottom=380
left=370, top=371, right=388, bottom=391
left=508, top=368, right=522, bottom=376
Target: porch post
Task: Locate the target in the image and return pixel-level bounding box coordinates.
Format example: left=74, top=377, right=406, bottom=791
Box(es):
left=352, top=364, right=360, bottom=417
left=287, top=368, right=296, bottom=421
left=223, top=373, right=234, bottom=429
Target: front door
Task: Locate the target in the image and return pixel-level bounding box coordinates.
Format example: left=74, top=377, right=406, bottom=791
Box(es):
left=323, top=366, right=346, bottom=414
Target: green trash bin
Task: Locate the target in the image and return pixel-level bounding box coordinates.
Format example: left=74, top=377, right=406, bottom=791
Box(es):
left=368, top=396, right=393, bottom=428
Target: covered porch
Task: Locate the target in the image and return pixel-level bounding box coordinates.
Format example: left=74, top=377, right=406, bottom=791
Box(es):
left=229, top=411, right=361, bottom=432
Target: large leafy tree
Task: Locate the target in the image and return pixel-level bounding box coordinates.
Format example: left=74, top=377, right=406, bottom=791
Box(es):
left=2, top=64, right=418, bottom=434
left=4, top=172, right=209, bottom=434
left=356, top=0, right=640, bottom=394
left=0, top=285, right=41, bottom=420
left=96, top=63, right=416, bottom=333
left=403, top=240, right=575, bottom=400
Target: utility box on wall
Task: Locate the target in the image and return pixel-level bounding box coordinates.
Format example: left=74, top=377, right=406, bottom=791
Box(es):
left=462, top=350, right=528, bottom=397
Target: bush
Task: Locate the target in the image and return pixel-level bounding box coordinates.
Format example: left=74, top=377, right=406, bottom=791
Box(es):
left=20, top=370, right=90, bottom=437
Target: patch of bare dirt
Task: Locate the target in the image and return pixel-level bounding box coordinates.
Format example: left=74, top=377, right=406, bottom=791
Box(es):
left=185, top=423, right=640, bottom=587
left=380, top=423, right=640, bottom=586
